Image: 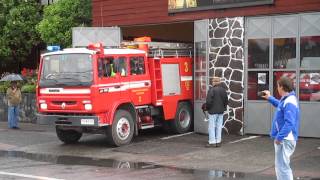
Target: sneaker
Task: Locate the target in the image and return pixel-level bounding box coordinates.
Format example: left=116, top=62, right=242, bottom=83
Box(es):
left=12, top=127, right=20, bottom=129
left=216, top=143, right=221, bottom=147
left=205, top=143, right=216, bottom=148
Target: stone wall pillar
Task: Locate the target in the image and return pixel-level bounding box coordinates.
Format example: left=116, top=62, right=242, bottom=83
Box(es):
left=208, top=17, right=244, bottom=134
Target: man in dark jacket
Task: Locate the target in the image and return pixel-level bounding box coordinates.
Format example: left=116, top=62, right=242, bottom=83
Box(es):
left=205, top=77, right=228, bottom=147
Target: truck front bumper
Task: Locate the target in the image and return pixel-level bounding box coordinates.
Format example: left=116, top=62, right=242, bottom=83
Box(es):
left=37, top=113, right=100, bottom=126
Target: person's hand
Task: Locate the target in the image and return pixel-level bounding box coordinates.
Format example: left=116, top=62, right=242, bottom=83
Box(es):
left=275, top=140, right=281, bottom=145
left=261, top=90, right=270, bottom=99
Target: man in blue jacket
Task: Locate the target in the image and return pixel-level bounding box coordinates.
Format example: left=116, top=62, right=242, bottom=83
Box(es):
left=261, top=76, right=300, bottom=180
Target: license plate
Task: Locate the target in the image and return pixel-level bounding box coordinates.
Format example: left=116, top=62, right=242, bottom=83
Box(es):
left=81, top=119, right=94, bottom=125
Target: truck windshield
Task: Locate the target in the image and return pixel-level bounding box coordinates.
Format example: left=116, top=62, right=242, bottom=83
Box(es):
left=39, top=53, right=93, bottom=87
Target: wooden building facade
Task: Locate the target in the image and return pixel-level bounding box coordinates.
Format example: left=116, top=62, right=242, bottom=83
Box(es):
left=92, top=0, right=320, bottom=27
left=91, top=0, right=320, bottom=137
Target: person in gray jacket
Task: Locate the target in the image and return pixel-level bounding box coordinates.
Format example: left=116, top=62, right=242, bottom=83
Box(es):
left=205, top=77, right=228, bottom=147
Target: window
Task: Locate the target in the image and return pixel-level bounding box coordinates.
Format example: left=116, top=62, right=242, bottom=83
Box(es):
left=248, top=39, right=269, bottom=69
left=130, top=56, right=145, bottom=75
left=115, top=57, right=127, bottom=76
left=299, top=71, right=320, bottom=101
left=299, top=36, right=320, bottom=101
left=247, top=71, right=269, bottom=100
left=98, top=57, right=116, bottom=78
left=300, top=36, right=320, bottom=69
left=273, top=38, right=296, bottom=69
left=40, top=54, right=93, bottom=87
left=273, top=71, right=296, bottom=99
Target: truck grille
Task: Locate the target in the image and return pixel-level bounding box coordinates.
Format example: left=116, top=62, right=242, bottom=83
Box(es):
left=44, top=112, right=93, bottom=116
left=52, top=101, right=77, bottom=105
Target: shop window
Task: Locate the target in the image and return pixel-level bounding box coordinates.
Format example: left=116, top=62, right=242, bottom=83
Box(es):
left=273, top=38, right=296, bottom=69
left=194, top=42, right=207, bottom=101
left=273, top=71, right=296, bottom=99
left=130, top=56, right=145, bottom=75
left=300, top=36, right=320, bottom=69
left=247, top=71, right=269, bottom=100
left=299, top=71, right=320, bottom=101
left=248, top=39, right=269, bottom=69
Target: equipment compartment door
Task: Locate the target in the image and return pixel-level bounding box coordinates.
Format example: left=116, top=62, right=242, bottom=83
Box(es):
left=161, top=64, right=181, bottom=96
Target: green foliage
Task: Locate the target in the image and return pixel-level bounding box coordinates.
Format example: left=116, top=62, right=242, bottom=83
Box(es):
left=0, top=81, right=10, bottom=93
left=37, top=0, right=92, bottom=48
left=20, top=68, right=37, bottom=93
left=0, top=82, right=36, bottom=93
left=21, top=84, right=36, bottom=93
left=0, top=0, right=42, bottom=62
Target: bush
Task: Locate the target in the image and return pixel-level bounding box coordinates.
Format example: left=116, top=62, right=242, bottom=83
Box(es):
left=20, top=68, right=37, bottom=93
left=21, top=84, right=36, bottom=93
left=0, top=82, right=10, bottom=93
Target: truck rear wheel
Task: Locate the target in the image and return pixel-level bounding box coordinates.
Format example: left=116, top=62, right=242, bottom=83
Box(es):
left=107, top=109, right=134, bottom=146
left=170, top=102, right=193, bottom=134
left=56, top=127, right=82, bottom=144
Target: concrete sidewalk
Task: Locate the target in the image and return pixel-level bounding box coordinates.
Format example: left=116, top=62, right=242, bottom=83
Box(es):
left=0, top=122, right=319, bottom=179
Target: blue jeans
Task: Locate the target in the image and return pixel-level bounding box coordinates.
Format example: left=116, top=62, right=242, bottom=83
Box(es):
left=208, top=114, right=223, bottom=144
left=274, top=139, right=296, bottom=180
left=8, top=106, right=19, bottom=128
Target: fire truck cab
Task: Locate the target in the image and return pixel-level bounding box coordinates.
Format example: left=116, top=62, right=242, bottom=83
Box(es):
left=37, top=39, right=193, bottom=146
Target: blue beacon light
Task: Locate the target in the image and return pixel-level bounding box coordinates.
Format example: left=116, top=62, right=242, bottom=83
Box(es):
left=47, top=45, right=61, bottom=52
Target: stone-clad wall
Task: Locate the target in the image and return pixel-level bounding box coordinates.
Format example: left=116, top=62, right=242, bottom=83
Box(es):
left=208, top=17, right=244, bottom=134
left=0, top=93, right=37, bottom=123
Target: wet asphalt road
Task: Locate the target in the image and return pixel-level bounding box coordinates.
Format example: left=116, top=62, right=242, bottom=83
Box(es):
left=0, top=154, right=278, bottom=180
left=0, top=122, right=320, bottom=180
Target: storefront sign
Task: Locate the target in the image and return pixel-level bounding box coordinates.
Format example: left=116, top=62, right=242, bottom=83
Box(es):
left=168, top=0, right=274, bottom=12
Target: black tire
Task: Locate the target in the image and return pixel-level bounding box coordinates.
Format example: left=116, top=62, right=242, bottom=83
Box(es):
left=170, top=102, right=193, bottom=134
left=56, top=127, right=82, bottom=144
left=106, top=109, right=134, bottom=146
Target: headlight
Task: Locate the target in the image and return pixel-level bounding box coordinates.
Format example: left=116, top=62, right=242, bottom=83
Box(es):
left=84, top=104, right=92, bottom=110
left=40, top=103, right=47, bottom=110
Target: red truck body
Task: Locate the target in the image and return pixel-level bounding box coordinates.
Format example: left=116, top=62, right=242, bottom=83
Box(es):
left=36, top=41, right=193, bottom=146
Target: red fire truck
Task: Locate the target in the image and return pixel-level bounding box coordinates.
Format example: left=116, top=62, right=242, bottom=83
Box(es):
left=36, top=38, right=193, bottom=146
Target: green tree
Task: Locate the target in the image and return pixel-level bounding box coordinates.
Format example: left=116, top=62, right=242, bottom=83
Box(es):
left=37, top=0, right=91, bottom=48
left=0, top=0, right=41, bottom=65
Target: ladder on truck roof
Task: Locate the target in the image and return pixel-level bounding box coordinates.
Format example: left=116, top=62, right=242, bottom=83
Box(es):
left=147, top=42, right=193, bottom=58
left=122, top=41, right=193, bottom=58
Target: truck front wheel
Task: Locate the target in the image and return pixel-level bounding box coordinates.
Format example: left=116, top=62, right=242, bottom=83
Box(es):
left=170, top=102, right=193, bottom=134
left=56, top=127, right=82, bottom=144
left=107, top=109, right=134, bottom=146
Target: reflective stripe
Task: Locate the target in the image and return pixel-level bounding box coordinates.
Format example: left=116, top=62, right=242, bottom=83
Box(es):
left=40, top=88, right=91, bottom=94
left=181, top=76, right=192, bottom=81
left=95, top=80, right=151, bottom=88
left=98, top=80, right=151, bottom=93
left=41, top=80, right=151, bottom=94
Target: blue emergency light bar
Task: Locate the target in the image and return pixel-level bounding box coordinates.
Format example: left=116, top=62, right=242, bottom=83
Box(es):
left=47, top=45, right=61, bottom=52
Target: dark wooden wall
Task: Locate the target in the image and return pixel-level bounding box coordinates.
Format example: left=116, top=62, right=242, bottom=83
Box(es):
left=92, top=0, right=320, bottom=26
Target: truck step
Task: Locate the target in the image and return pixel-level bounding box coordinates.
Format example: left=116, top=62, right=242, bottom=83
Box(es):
left=140, top=124, right=155, bottom=130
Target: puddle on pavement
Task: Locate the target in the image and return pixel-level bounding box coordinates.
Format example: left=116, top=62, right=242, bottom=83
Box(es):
left=0, top=150, right=255, bottom=179
left=0, top=150, right=159, bottom=169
